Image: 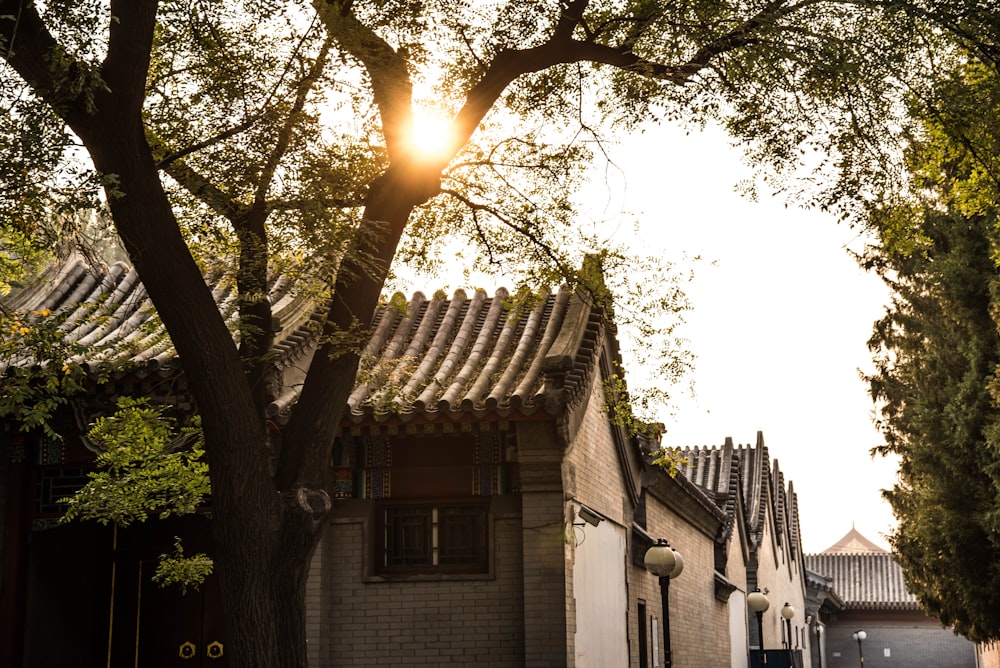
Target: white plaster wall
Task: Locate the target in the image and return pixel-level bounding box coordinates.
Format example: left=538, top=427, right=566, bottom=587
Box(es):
left=730, top=588, right=750, bottom=668
left=574, top=517, right=629, bottom=668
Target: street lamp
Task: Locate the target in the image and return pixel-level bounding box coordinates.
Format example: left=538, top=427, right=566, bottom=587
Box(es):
left=781, top=603, right=795, bottom=667
left=747, top=588, right=769, bottom=666
left=644, top=539, right=684, bottom=668
left=816, top=624, right=823, bottom=668
left=852, top=630, right=867, bottom=667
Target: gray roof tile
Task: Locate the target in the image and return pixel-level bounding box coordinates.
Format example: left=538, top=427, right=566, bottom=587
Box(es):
left=5, top=255, right=603, bottom=424
left=804, top=552, right=919, bottom=610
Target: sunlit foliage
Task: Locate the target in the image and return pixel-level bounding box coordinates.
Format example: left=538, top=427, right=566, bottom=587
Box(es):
left=866, top=59, right=1000, bottom=642
left=2, top=1, right=997, bottom=663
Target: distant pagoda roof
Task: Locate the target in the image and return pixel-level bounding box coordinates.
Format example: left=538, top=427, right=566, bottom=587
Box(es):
left=805, top=527, right=919, bottom=611
left=820, top=526, right=887, bottom=555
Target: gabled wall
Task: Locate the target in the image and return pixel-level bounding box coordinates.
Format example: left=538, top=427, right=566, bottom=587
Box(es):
left=640, top=480, right=730, bottom=667
left=744, top=460, right=810, bottom=666
left=679, top=435, right=812, bottom=668
left=564, top=379, right=633, bottom=666
left=725, top=491, right=751, bottom=668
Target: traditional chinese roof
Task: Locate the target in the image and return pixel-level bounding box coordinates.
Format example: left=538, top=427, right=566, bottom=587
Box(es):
left=1, top=254, right=318, bottom=376
left=770, top=459, right=803, bottom=558
left=269, top=283, right=607, bottom=425
left=819, top=525, right=888, bottom=555
left=4, top=254, right=610, bottom=427
left=678, top=440, right=742, bottom=545
left=804, top=550, right=919, bottom=611
left=677, top=432, right=800, bottom=550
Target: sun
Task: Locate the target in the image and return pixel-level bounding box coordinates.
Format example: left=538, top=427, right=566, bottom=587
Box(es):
left=409, top=108, right=455, bottom=161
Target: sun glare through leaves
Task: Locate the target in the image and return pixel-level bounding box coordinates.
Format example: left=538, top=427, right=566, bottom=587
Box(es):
left=409, top=108, right=455, bottom=162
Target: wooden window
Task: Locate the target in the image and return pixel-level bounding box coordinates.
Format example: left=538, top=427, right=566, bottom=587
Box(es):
left=35, top=468, right=90, bottom=516
left=378, top=501, right=488, bottom=574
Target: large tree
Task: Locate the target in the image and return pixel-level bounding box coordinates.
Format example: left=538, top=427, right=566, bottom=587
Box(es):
left=866, top=60, right=1000, bottom=642
left=0, top=1, right=993, bottom=665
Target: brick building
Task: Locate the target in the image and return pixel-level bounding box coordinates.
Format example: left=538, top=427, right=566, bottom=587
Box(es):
left=804, top=528, right=977, bottom=668
left=2, top=254, right=812, bottom=667
left=678, top=435, right=812, bottom=668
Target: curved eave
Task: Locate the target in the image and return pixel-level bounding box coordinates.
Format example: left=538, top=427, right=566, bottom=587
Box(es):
left=2, top=254, right=320, bottom=377
left=8, top=256, right=609, bottom=434
left=844, top=601, right=923, bottom=612
left=269, top=285, right=606, bottom=428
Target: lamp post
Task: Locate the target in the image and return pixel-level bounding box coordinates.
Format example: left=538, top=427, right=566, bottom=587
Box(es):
left=852, top=630, right=866, bottom=667
left=815, top=624, right=823, bottom=668
left=747, top=588, right=769, bottom=667
left=781, top=603, right=795, bottom=667
left=644, top=539, right=684, bottom=668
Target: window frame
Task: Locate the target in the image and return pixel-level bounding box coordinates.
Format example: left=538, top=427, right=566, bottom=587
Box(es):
left=374, top=498, right=491, bottom=577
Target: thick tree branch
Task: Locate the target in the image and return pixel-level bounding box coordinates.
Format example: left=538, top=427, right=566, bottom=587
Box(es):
left=451, top=0, right=801, bottom=163
left=0, top=0, right=91, bottom=122
left=147, top=131, right=247, bottom=220
left=314, top=0, right=413, bottom=160
left=554, top=0, right=591, bottom=41
left=104, top=0, right=158, bottom=116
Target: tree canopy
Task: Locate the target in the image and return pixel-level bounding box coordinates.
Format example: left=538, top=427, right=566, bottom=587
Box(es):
left=866, top=59, right=1000, bottom=642
left=2, top=0, right=997, bottom=665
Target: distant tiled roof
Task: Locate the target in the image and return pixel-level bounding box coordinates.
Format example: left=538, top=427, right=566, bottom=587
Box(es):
left=806, top=567, right=845, bottom=608
left=679, top=442, right=741, bottom=544
left=820, top=526, right=887, bottom=555
left=4, top=255, right=607, bottom=425
left=804, top=552, right=919, bottom=611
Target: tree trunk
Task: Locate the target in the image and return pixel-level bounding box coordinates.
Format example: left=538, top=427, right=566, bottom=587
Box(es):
left=66, top=71, right=312, bottom=668
left=210, top=492, right=318, bottom=667
left=3, top=3, right=441, bottom=661
left=89, top=130, right=435, bottom=666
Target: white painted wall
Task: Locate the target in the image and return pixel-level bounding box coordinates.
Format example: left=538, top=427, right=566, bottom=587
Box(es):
left=574, top=516, right=629, bottom=667
left=730, top=589, right=749, bottom=668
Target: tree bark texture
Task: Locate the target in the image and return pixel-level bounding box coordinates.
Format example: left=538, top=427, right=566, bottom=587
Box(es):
left=0, top=0, right=605, bottom=664
left=2, top=2, right=329, bottom=665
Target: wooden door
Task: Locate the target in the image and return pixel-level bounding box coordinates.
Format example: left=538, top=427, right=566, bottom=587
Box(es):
left=136, top=560, right=228, bottom=667
left=110, top=515, right=227, bottom=667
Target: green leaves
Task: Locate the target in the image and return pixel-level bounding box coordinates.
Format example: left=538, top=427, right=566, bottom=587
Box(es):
left=0, top=303, right=87, bottom=438
left=61, top=397, right=211, bottom=526
left=865, top=59, right=1000, bottom=642
left=56, top=397, right=215, bottom=591
left=152, top=537, right=214, bottom=594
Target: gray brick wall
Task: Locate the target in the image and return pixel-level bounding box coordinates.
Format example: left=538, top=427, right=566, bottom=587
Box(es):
left=824, top=622, right=976, bottom=668
left=516, top=419, right=571, bottom=667
left=564, top=383, right=629, bottom=526
left=320, top=504, right=524, bottom=667
left=640, top=494, right=731, bottom=667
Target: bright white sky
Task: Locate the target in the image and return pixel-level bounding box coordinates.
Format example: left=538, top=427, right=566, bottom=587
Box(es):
left=594, top=121, right=899, bottom=555
left=395, top=117, right=899, bottom=556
